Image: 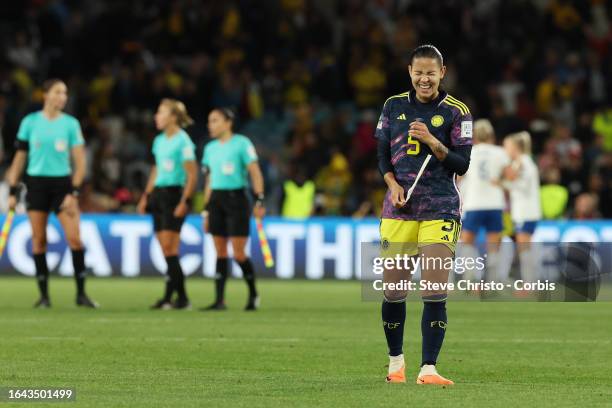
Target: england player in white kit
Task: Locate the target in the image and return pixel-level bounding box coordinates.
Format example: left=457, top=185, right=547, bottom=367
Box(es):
left=503, top=131, right=542, bottom=283
left=459, top=119, right=510, bottom=281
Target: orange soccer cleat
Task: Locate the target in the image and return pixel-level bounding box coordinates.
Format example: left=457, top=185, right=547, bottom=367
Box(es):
left=385, top=365, right=406, bottom=384
left=416, top=364, right=454, bottom=386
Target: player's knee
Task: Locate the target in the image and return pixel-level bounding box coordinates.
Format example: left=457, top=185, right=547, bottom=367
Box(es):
left=231, top=243, right=247, bottom=262
left=214, top=240, right=229, bottom=257
left=516, top=233, right=532, bottom=246
left=487, top=241, right=501, bottom=253
left=384, top=290, right=408, bottom=303
left=66, top=234, right=82, bottom=250
left=233, top=252, right=247, bottom=263
left=159, top=242, right=176, bottom=257
left=31, top=235, right=47, bottom=252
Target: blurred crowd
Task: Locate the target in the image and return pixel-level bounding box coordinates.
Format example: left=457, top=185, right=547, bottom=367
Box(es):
left=0, top=0, right=611, bottom=219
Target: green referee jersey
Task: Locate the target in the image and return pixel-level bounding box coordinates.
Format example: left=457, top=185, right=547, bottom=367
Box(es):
left=152, top=129, right=196, bottom=187
left=17, top=111, right=84, bottom=177
left=201, top=134, right=258, bottom=190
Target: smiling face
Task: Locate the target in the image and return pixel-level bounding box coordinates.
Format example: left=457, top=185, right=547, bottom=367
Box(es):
left=408, top=57, right=446, bottom=102
left=44, top=81, right=68, bottom=111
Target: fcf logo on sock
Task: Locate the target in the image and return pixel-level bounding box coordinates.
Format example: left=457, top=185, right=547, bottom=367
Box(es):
left=383, top=321, right=401, bottom=329
left=430, top=321, right=447, bottom=330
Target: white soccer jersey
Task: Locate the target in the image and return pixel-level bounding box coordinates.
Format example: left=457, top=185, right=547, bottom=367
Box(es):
left=461, top=144, right=510, bottom=211
left=504, top=154, right=542, bottom=222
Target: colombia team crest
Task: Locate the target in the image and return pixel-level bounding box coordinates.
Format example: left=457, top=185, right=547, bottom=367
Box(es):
left=431, top=115, right=444, bottom=127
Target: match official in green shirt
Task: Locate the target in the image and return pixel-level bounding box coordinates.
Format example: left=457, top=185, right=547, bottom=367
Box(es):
left=201, top=108, right=265, bottom=311
left=6, top=79, right=97, bottom=308
left=138, top=99, right=198, bottom=310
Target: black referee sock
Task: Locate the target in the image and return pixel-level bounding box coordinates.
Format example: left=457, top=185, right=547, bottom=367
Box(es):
left=162, top=274, right=174, bottom=302
left=382, top=300, right=406, bottom=356
left=162, top=257, right=175, bottom=302
left=33, top=253, right=49, bottom=298
left=421, top=300, right=447, bottom=366
left=215, top=258, right=229, bottom=304
left=166, top=256, right=187, bottom=301
left=71, top=249, right=86, bottom=297
left=238, top=259, right=257, bottom=298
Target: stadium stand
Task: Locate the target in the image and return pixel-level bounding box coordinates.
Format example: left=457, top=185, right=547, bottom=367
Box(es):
left=0, top=0, right=610, bottom=218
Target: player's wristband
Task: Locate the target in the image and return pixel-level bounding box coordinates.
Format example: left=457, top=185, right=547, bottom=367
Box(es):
left=180, top=197, right=192, bottom=206
left=9, top=185, right=20, bottom=197
left=254, top=193, right=265, bottom=206
left=71, top=185, right=81, bottom=197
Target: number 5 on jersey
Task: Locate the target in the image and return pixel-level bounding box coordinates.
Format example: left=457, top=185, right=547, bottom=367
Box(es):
left=407, top=133, right=420, bottom=155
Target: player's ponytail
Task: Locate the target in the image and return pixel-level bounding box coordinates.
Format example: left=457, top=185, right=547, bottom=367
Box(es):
left=161, top=98, right=194, bottom=128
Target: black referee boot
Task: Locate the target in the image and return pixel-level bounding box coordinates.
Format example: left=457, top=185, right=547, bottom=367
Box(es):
left=150, top=299, right=173, bottom=310
left=244, top=295, right=260, bottom=311
left=173, top=297, right=192, bottom=310
left=76, top=294, right=99, bottom=309
left=34, top=297, right=51, bottom=308
left=200, top=301, right=227, bottom=311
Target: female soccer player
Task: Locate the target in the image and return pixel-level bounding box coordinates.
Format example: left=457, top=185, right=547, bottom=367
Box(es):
left=201, top=108, right=265, bottom=311
left=6, top=79, right=97, bottom=308
left=376, top=45, right=472, bottom=385
left=137, top=99, right=197, bottom=310
left=459, top=119, right=510, bottom=282
left=502, top=131, right=542, bottom=284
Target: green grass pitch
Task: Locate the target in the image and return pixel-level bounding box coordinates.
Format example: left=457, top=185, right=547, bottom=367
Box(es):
left=0, top=277, right=611, bottom=407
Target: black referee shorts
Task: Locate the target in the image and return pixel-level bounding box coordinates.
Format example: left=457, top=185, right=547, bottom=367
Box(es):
left=25, top=176, right=72, bottom=214
left=149, top=186, right=186, bottom=233
left=208, top=189, right=251, bottom=237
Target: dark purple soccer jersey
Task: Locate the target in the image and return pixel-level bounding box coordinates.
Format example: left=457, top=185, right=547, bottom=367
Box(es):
left=375, top=90, right=473, bottom=221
